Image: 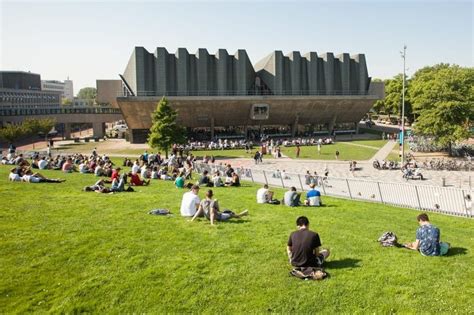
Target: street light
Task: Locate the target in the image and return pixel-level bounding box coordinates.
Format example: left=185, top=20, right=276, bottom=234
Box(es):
left=400, top=45, right=407, bottom=166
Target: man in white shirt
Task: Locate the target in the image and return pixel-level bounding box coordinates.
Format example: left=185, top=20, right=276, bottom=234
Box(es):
left=180, top=185, right=201, bottom=217
left=256, top=184, right=274, bottom=204
left=131, top=160, right=140, bottom=174
left=38, top=157, right=48, bottom=170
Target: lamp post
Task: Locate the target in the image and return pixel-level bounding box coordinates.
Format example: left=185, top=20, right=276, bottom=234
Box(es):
left=400, top=45, right=407, bottom=166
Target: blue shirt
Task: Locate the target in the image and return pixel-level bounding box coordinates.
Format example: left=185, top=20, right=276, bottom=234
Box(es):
left=306, top=189, right=321, bottom=199
left=416, top=224, right=440, bottom=256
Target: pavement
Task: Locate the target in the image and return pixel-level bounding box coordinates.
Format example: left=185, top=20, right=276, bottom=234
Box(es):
left=219, top=140, right=473, bottom=190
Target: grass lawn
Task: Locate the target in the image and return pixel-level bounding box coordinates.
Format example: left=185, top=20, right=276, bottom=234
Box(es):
left=52, top=141, right=265, bottom=160
left=281, top=140, right=388, bottom=160
left=1, top=165, right=472, bottom=313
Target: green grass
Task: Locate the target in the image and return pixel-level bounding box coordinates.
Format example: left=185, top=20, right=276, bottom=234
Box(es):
left=281, top=140, right=388, bottom=160
left=0, top=165, right=472, bottom=313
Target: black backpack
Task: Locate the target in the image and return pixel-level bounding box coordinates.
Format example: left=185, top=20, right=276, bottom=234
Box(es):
left=290, top=267, right=328, bottom=280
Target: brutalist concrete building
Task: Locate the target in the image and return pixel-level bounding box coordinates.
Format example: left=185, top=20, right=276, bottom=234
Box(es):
left=118, top=47, right=384, bottom=143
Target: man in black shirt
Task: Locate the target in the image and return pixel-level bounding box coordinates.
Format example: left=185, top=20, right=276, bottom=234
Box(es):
left=287, top=216, right=330, bottom=267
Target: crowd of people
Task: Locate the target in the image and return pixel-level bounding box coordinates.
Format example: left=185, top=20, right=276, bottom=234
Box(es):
left=3, top=143, right=451, bottom=280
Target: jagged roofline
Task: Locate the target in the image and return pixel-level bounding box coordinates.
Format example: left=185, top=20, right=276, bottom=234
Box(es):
left=124, top=47, right=366, bottom=71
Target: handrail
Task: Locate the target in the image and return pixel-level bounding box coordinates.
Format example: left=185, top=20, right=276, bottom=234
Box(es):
left=0, top=107, right=122, bottom=116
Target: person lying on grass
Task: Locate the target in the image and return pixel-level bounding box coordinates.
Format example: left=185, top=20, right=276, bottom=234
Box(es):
left=83, top=179, right=113, bottom=194
left=404, top=213, right=450, bottom=256
left=191, top=189, right=248, bottom=225
left=287, top=216, right=330, bottom=268
left=20, top=168, right=65, bottom=183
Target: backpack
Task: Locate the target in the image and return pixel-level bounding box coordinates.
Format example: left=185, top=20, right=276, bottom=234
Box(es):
left=378, top=231, right=398, bottom=247
left=290, top=267, right=328, bottom=281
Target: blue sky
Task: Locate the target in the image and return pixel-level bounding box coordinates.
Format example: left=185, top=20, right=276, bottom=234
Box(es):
left=1, top=0, right=472, bottom=93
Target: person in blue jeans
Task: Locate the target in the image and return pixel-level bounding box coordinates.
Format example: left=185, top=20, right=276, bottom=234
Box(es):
left=404, top=213, right=450, bottom=256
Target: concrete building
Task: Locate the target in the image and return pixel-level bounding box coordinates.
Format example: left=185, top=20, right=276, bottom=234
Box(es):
left=96, top=79, right=125, bottom=108
left=41, top=79, right=74, bottom=101
left=118, top=47, right=384, bottom=143
left=0, top=71, right=41, bottom=90
left=0, top=71, right=61, bottom=110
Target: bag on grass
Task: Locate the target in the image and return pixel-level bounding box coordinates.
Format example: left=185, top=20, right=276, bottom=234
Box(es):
left=290, top=267, right=327, bottom=281
left=148, top=208, right=171, bottom=216
left=378, top=231, right=398, bottom=247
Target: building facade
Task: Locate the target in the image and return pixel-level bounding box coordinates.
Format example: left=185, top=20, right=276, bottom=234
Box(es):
left=118, top=47, right=384, bottom=143
left=41, top=79, right=74, bottom=101
left=96, top=79, right=126, bottom=108
left=0, top=71, right=61, bottom=110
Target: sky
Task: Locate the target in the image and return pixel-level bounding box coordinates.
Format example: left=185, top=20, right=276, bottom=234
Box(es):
left=0, top=0, right=472, bottom=94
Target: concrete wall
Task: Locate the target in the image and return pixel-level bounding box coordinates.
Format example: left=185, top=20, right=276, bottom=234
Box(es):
left=122, top=47, right=372, bottom=97
left=96, top=80, right=123, bottom=108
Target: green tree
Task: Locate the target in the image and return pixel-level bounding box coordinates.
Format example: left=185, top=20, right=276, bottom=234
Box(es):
left=22, top=118, right=56, bottom=136
left=372, top=75, right=411, bottom=120
left=147, top=97, right=186, bottom=158
left=411, top=64, right=474, bottom=154
left=62, top=98, right=72, bottom=106
left=0, top=124, right=27, bottom=144
left=77, top=87, right=97, bottom=105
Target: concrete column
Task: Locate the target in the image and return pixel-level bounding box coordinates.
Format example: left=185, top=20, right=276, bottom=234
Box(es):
left=64, top=123, right=72, bottom=139
left=210, top=117, right=215, bottom=140
left=291, top=115, right=299, bottom=137
left=92, top=122, right=105, bottom=138
left=328, top=115, right=337, bottom=134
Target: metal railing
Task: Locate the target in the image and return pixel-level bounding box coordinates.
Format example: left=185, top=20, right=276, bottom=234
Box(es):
left=0, top=107, right=122, bottom=116
left=194, top=163, right=473, bottom=218
left=122, top=89, right=370, bottom=97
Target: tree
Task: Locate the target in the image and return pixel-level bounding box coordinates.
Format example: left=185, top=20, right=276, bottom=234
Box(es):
left=62, top=98, right=72, bottom=106
left=411, top=64, right=474, bottom=154
left=0, top=124, right=28, bottom=144
left=22, top=118, right=56, bottom=136
left=77, top=87, right=97, bottom=105
left=372, top=75, right=411, bottom=120
left=147, top=97, right=186, bottom=158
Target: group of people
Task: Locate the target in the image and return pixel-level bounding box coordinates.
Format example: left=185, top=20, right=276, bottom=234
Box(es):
left=9, top=161, right=65, bottom=183
left=255, top=184, right=323, bottom=207
left=179, top=185, right=248, bottom=226
left=4, top=144, right=450, bottom=277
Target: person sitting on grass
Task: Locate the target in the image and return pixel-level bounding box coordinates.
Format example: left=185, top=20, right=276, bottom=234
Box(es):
left=198, top=170, right=213, bottom=187
left=212, top=171, right=224, bottom=187
left=284, top=187, right=301, bottom=207
left=225, top=172, right=241, bottom=187
left=287, top=216, right=330, bottom=268
left=128, top=171, right=150, bottom=186
left=180, top=185, right=201, bottom=217
left=256, top=184, right=276, bottom=204
left=62, top=158, right=75, bottom=173
left=304, top=183, right=323, bottom=206
left=21, top=168, right=65, bottom=183
left=191, top=189, right=248, bottom=225
left=175, top=172, right=186, bottom=188
left=404, top=213, right=450, bottom=256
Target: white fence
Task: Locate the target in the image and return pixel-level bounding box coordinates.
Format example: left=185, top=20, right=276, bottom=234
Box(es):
left=195, top=163, right=473, bottom=218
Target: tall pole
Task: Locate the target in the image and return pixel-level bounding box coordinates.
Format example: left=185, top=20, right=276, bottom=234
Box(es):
left=401, top=45, right=407, bottom=166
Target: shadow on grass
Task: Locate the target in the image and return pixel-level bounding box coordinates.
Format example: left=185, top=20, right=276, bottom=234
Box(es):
left=446, top=247, right=468, bottom=256
left=325, top=258, right=361, bottom=269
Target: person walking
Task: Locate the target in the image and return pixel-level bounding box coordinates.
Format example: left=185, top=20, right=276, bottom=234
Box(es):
left=296, top=145, right=301, bottom=158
